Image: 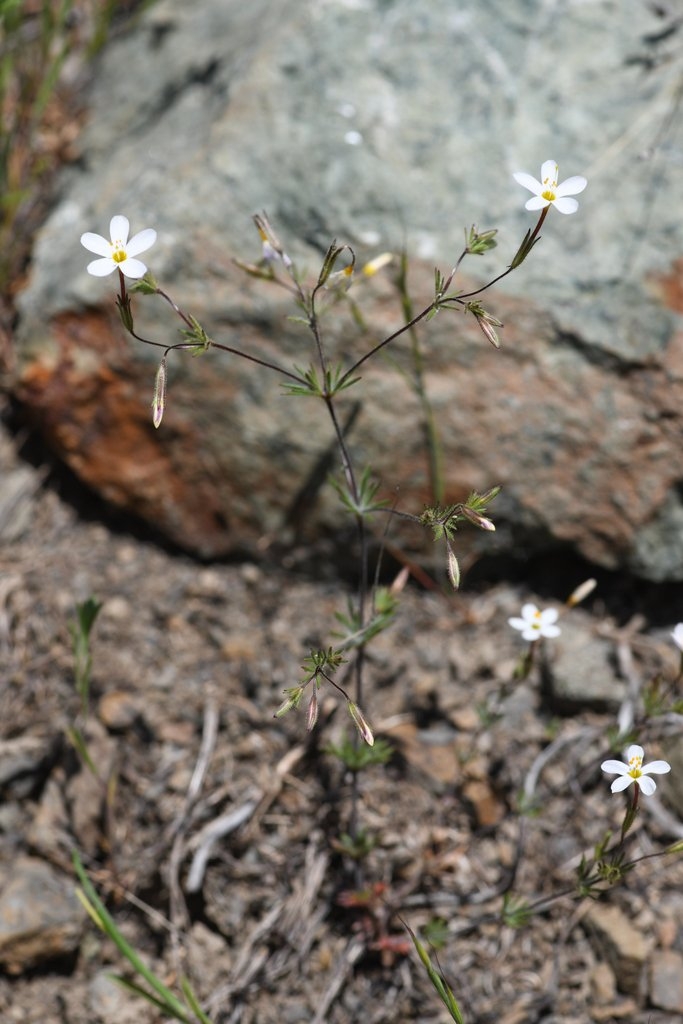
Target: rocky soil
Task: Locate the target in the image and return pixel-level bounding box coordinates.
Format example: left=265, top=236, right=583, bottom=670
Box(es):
left=1, top=392, right=683, bottom=1024
left=3, top=3, right=683, bottom=1022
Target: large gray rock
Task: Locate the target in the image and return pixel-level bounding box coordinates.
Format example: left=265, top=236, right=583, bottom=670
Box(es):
left=15, top=0, right=683, bottom=575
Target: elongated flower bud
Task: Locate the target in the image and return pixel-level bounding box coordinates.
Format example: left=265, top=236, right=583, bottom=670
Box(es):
left=566, top=578, right=597, bottom=607
left=347, top=701, right=374, bottom=746
left=446, top=543, right=461, bottom=590
left=152, top=356, right=167, bottom=429
left=306, top=690, right=319, bottom=732
left=460, top=505, right=496, bottom=532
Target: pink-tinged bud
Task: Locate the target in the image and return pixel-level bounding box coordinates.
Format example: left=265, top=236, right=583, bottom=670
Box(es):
left=347, top=701, right=374, bottom=746
left=152, top=357, right=167, bottom=429
left=306, top=690, right=319, bottom=732
left=461, top=505, right=496, bottom=532
left=474, top=314, right=501, bottom=349
left=566, top=578, right=597, bottom=607
left=389, top=566, right=410, bottom=596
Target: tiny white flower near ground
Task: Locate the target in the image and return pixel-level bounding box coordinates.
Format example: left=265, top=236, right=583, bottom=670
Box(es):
left=672, top=623, right=683, bottom=652
left=513, top=159, right=587, bottom=215
left=601, top=744, right=671, bottom=796
left=81, top=214, right=157, bottom=279
left=508, top=603, right=561, bottom=642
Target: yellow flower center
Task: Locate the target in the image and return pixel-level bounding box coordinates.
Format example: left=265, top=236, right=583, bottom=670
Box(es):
left=111, top=247, right=127, bottom=264
left=628, top=752, right=643, bottom=778
left=541, top=168, right=558, bottom=203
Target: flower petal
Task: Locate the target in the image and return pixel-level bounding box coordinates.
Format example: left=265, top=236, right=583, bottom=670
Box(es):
left=507, top=617, right=527, bottom=630
left=556, top=175, right=587, bottom=197
left=641, top=760, right=671, bottom=776
left=540, top=159, right=559, bottom=183
left=636, top=775, right=657, bottom=796
left=109, top=214, right=130, bottom=245
left=541, top=624, right=561, bottom=638
left=601, top=759, right=629, bottom=775
left=672, top=623, right=683, bottom=651
left=552, top=196, right=579, bottom=215
left=81, top=232, right=112, bottom=257
left=126, top=228, right=157, bottom=258
left=539, top=608, right=559, bottom=625
left=521, top=603, right=539, bottom=621
left=86, top=257, right=116, bottom=277
left=626, top=744, right=644, bottom=761
left=512, top=171, right=542, bottom=194
left=119, top=257, right=148, bottom=279
left=611, top=775, right=633, bottom=793
left=525, top=195, right=550, bottom=211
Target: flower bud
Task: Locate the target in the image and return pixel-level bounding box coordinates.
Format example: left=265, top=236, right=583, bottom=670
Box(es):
left=152, top=356, right=167, bottom=429
left=274, top=686, right=304, bottom=718
left=306, top=690, right=319, bottom=732
left=566, top=578, right=597, bottom=607
left=460, top=505, right=496, bottom=532
left=347, top=701, right=374, bottom=746
left=446, top=544, right=461, bottom=590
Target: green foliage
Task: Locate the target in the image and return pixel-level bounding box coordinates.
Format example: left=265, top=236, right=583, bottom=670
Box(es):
left=180, top=314, right=213, bottom=355
left=421, top=487, right=499, bottom=542
left=501, top=892, right=532, bottom=929
left=421, top=917, right=450, bottom=950
left=333, top=829, right=376, bottom=860
left=73, top=852, right=213, bottom=1024
left=282, top=361, right=360, bottom=398
left=406, top=924, right=465, bottom=1024
left=130, top=272, right=159, bottom=295
left=465, top=225, right=498, bottom=255
left=66, top=596, right=102, bottom=775
left=69, top=596, right=102, bottom=717
left=331, top=464, right=388, bottom=517
left=325, top=736, right=394, bottom=772
left=302, top=646, right=347, bottom=677
left=334, top=587, right=399, bottom=650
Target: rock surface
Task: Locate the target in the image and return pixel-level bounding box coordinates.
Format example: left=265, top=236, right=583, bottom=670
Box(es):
left=0, top=857, right=85, bottom=973
left=14, top=0, right=683, bottom=576
left=584, top=902, right=650, bottom=999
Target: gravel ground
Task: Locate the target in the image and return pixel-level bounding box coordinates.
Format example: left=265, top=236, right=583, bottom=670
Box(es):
left=1, top=394, right=683, bottom=1024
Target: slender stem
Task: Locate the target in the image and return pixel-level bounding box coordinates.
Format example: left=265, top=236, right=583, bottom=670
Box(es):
left=121, top=278, right=308, bottom=385
left=339, top=303, right=436, bottom=389
left=456, top=207, right=549, bottom=303
left=397, top=252, right=444, bottom=505
left=307, top=287, right=368, bottom=865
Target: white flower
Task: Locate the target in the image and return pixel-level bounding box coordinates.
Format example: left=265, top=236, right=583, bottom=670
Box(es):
left=81, top=214, right=157, bottom=279
left=672, top=623, right=683, bottom=652
left=508, top=603, right=561, bottom=642
left=513, top=159, right=587, bottom=215
left=601, top=744, right=671, bottom=796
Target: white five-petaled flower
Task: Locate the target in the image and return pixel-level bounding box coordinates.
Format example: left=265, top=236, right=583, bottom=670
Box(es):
left=513, top=159, right=587, bottom=215
left=508, top=603, right=561, bottom=642
left=81, top=214, right=157, bottom=279
left=601, top=744, right=671, bottom=796
left=672, top=623, right=683, bottom=652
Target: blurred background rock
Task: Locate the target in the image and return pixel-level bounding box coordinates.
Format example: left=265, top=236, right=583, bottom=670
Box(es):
left=12, top=0, right=683, bottom=577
